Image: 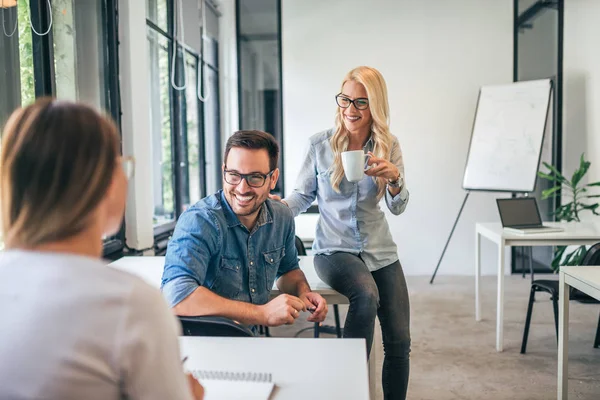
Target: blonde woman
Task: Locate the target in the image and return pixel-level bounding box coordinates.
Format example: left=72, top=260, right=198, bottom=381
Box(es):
left=276, top=66, right=410, bottom=399
left=0, top=99, right=203, bottom=400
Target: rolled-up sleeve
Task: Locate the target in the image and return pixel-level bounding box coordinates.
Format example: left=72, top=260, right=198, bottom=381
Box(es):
left=385, top=138, right=410, bottom=215
left=284, top=144, right=318, bottom=217
left=161, top=210, right=219, bottom=307
left=276, top=207, right=300, bottom=279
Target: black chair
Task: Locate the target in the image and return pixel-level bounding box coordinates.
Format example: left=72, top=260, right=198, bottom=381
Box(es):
left=179, top=316, right=254, bottom=337
left=294, top=236, right=343, bottom=338
left=521, top=242, right=600, bottom=353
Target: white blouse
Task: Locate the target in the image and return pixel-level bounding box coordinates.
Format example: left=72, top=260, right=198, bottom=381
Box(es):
left=0, top=250, right=192, bottom=400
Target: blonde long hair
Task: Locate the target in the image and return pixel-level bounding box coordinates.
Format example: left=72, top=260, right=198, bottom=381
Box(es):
left=330, top=66, right=393, bottom=200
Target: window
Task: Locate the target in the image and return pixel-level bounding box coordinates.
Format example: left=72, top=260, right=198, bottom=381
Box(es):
left=513, top=0, right=563, bottom=273
left=202, top=18, right=222, bottom=194
left=52, top=0, right=107, bottom=108
left=147, top=28, right=176, bottom=226
left=183, top=53, right=203, bottom=208
left=146, top=0, right=217, bottom=241
left=1, top=0, right=35, bottom=128
left=236, top=0, right=283, bottom=193
left=1, top=0, right=121, bottom=254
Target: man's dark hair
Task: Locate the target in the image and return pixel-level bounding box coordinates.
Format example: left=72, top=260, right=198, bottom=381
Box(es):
left=224, top=130, right=279, bottom=171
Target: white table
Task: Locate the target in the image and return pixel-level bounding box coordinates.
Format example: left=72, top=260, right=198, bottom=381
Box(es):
left=108, top=255, right=347, bottom=303
left=558, top=266, right=600, bottom=399
left=180, top=336, right=369, bottom=399
left=475, top=222, right=600, bottom=351
left=109, top=256, right=380, bottom=400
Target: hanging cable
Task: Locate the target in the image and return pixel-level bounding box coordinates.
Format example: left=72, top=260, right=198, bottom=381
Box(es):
left=1, top=0, right=18, bottom=37
left=29, top=0, right=52, bottom=36
left=170, top=0, right=188, bottom=91
left=196, top=0, right=210, bottom=102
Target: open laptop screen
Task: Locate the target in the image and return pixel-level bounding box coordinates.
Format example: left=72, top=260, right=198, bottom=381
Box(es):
left=496, top=198, right=543, bottom=227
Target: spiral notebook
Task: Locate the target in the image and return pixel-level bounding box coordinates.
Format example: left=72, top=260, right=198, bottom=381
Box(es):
left=192, top=370, right=275, bottom=400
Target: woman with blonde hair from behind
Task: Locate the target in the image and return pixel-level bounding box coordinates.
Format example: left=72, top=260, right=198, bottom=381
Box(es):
left=273, top=66, right=411, bottom=399
left=0, top=99, right=203, bottom=400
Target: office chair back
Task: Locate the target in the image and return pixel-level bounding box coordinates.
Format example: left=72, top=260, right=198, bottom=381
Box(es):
left=295, top=236, right=307, bottom=256
left=581, top=242, right=600, bottom=265
left=179, top=316, right=254, bottom=337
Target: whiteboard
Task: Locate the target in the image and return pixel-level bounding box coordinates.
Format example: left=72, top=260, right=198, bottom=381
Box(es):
left=462, top=79, right=553, bottom=192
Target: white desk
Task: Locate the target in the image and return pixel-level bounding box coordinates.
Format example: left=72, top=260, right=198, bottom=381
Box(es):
left=558, top=266, right=600, bottom=400
left=108, top=256, right=379, bottom=400
left=108, top=256, right=347, bottom=303
left=475, top=222, right=600, bottom=352
left=180, top=336, right=369, bottom=399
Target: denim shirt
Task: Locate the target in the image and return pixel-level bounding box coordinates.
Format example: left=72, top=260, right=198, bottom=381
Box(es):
left=161, top=190, right=299, bottom=307
left=284, top=128, right=409, bottom=271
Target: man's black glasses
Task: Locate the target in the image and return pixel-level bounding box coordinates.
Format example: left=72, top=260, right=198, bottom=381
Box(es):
left=335, top=94, right=369, bottom=110
left=223, top=169, right=275, bottom=188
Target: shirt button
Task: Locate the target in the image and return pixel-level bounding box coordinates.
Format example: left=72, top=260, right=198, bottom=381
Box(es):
left=270, top=258, right=273, bottom=262
left=250, top=261, right=254, bottom=266
left=251, top=288, right=255, bottom=293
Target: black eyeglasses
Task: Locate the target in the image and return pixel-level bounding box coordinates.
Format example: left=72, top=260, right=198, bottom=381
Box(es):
left=223, top=168, right=275, bottom=188
left=335, top=94, right=369, bottom=110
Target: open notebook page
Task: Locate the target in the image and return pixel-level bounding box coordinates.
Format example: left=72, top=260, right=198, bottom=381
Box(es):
left=200, top=379, right=274, bottom=400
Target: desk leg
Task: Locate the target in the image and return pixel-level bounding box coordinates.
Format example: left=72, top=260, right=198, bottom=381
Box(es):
left=496, top=239, right=505, bottom=352
left=475, top=231, right=481, bottom=321
left=558, top=271, right=569, bottom=400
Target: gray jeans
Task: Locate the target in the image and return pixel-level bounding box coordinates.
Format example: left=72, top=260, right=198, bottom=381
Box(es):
left=315, top=252, right=411, bottom=400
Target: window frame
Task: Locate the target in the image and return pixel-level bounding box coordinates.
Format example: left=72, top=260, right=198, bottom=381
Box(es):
left=146, top=1, right=210, bottom=249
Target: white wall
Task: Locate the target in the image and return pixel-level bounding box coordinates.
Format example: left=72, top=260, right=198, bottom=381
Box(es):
left=563, top=0, right=600, bottom=202
left=282, top=0, right=513, bottom=276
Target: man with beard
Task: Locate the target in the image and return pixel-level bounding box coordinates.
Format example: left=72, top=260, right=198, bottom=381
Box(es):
left=161, top=130, right=328, bottom=328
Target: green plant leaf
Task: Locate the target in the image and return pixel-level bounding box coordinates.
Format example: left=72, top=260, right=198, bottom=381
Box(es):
left=541, top=186, right=561, bottom=199
left=541, top=162, right=568, bottom=184
left=538, top=171, right=556, bottom=181
left=571, top=159, right=590, bottom=187
left=552, top=246, right=568, bottom=271
left=586, top=181, right=600, bottom=187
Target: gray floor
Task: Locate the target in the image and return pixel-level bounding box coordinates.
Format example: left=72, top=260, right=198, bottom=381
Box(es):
left=269, top=275, right=600, bottom=400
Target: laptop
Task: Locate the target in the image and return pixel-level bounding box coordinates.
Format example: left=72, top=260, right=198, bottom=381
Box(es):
left=496, top=197, right=564, bottom=234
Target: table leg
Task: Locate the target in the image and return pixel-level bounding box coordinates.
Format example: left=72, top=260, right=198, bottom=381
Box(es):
left=558, top=271, right=569, bottom=400
left=496, top=239, right=505, bottom=352
left=476, top=231, right=481, bottom=321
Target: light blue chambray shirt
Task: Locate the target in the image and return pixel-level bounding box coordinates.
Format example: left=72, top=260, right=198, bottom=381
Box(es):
left=161, top=191, right=299, bottom=307
left=284, top=128, right=409, bottom=271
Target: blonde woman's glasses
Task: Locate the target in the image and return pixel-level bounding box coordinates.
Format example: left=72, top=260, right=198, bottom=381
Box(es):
left=335, top=94, right=369, bottom=110
left=121, top=156, right=135, bottom=180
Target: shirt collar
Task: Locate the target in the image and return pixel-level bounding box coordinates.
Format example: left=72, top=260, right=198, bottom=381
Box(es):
left=363, top=135, right=374, bottom=150
left=219, top=190, right=273, bottom=229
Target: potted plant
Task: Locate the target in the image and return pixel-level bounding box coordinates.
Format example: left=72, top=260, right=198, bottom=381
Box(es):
left=538, top=153, right=600, bottom=271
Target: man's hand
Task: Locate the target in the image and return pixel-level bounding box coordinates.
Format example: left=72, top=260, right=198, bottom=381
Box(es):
left=187, top=373, right=204, bottom=400
left=259, top=294, right=306, bottom=326
left=268, top=194, right=288, bottom=206
left=299, top=291, right=328, bottom=323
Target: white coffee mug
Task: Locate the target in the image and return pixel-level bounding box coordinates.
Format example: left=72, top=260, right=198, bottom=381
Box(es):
left=341, top=150, right=371, bottom=182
